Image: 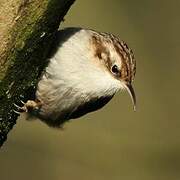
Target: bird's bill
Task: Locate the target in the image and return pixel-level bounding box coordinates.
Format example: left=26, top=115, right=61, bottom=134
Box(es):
left=125, top=83, right=136, bottom=111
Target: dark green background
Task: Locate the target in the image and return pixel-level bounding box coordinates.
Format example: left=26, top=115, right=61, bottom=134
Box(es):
left=1, top=0, right=180, bottom=179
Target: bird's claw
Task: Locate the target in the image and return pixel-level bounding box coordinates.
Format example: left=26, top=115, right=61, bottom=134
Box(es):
left=13, top=109, right=21, bottom=115
left=20, top=100, right=26, bottom=105
left=13, top=99, right=28, bottom=115
left=13, top=99, right=41, bottom=115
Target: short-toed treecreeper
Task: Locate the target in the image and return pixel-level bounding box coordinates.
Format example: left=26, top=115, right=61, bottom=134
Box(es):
left=14, top=27, right=136, bottom=127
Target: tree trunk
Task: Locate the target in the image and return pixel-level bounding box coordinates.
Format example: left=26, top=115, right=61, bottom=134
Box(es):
left=0, top=0, right=76, bottom=147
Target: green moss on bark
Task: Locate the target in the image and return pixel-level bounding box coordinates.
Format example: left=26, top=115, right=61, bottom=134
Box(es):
left=0, top=0, right=75, bottom=147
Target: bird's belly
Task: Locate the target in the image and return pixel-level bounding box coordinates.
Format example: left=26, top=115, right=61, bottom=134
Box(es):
left=36, top=84, right=83, bottom=126
left=35, top=78, right=113, bottom=127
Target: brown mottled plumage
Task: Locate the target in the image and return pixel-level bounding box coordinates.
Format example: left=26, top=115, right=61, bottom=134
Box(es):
left=91, top=30, right=136, bottom=83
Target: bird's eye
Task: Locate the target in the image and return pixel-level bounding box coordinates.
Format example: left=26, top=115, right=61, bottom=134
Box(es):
left=111, top=65, right=119, bottom=74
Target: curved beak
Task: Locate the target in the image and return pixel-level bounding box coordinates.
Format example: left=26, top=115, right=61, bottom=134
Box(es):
left=124, top=83, right=136, bottom=111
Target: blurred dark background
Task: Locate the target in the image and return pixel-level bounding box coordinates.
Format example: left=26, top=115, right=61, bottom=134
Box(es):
left=1, top=0, right=180, bottom=179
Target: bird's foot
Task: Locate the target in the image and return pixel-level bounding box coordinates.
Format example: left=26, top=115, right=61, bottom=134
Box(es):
left=13, top=99, right=42, bottom=114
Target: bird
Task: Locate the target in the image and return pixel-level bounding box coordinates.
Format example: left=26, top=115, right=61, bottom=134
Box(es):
left=14, top=27, right=136, bottom=127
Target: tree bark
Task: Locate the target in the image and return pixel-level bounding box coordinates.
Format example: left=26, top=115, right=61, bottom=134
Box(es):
left=0, top=0, right=76, bottom=147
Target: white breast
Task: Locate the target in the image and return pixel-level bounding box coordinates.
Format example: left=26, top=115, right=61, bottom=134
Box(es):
left=36, top=28, right=121, bottom=124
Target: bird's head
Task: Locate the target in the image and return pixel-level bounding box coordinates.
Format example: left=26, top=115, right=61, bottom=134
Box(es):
left=91, top=31, right=136, bottom=110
